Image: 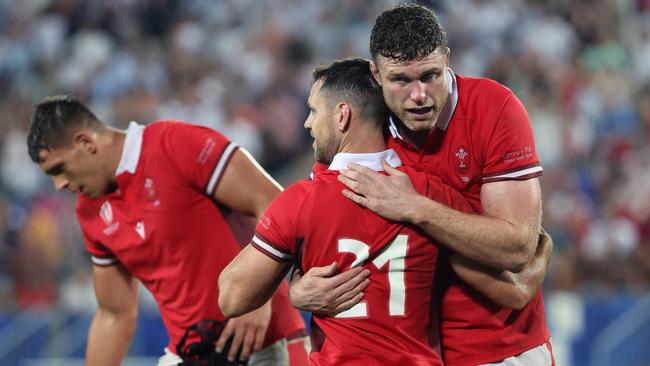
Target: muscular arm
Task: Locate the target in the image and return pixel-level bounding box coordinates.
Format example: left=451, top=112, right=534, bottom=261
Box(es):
left=212, top=149, right=284, bottom=361
left=86, top=264, right=138, bottom=366
left=213, top=148, right=282, bottom=219
left=219, top=245, right=290, bottom=317
left=340, top=163, right=541, bottom=272
left=449, top=228, right=553, bottom=310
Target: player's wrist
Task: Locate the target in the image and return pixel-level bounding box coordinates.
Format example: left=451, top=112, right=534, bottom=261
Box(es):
left=407, top=195, right=435, bottom=226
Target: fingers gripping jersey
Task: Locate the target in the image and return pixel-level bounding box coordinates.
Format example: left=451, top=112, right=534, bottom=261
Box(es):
left=253, top=163, right=473, bottom=366
left=76, top=121, right=304, bottom=353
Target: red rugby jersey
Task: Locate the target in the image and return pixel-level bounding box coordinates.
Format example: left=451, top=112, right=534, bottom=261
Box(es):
left=253, top=150, right=472, bottom=366
left=76, top=121, right=305, bottom=353
left=387, top=71, right=549, bottom=365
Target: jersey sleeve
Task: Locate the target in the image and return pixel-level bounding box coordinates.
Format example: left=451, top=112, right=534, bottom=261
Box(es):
left=252, top=182, right=310, bottom=263
left=481, top=94, right=543, bottom=183
left=405, top=167, right=474, bottom=214
left=424, top=174, right=474, bottom=214
left=81, top=226, right=118, bottom=267
left=164, top=122, right=239, bottom=195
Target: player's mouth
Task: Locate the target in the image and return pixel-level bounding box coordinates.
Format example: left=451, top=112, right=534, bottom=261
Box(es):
left=405, top=106, right=434, bottom=120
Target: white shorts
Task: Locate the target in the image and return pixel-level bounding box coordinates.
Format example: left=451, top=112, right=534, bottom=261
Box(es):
left=157, top=338, right=289, bottom=366
left=480, top=341, right=554, bottom=366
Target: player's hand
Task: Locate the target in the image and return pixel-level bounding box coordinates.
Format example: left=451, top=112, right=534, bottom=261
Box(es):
left=339, top=161, right=421, bottom=222
left=289, top=262, right=370, bottom=315
left=216, top=301, right=271, bottom=362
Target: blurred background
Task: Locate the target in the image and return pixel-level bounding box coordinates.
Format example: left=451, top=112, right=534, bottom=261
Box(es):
left=0, top=0, right=649, bottom=365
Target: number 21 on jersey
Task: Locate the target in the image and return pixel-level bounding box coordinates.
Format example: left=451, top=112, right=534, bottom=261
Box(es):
left=336, top=235, right=408, bottom=318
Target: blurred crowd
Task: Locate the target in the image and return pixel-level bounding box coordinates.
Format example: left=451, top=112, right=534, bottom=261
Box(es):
left=0, top=0, right=649, bottom=312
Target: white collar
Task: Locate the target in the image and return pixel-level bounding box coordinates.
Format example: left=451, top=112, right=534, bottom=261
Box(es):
left=115, top=121, right=145, bottom=176
left=327, top=149, right=402, bottom=171
left=388, top=68, right=458, bottom=139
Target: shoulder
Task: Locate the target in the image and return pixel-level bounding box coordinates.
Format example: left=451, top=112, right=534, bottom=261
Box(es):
left=273, top=179, right=315, bottom=208
left=457, top=74, right=514, bottom=101
left=144, top=120, right=227, bottom=141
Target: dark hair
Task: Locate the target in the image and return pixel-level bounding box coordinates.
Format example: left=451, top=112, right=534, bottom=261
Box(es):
left=370, top=3, right=448, bottom=62
left=27, top=95, right=102, bottom=163
left=312, top=58, right=387, bottom=127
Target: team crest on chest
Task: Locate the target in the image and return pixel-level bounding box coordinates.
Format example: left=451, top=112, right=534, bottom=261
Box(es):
left=454, top=146, right=471, bottom=170
left=145, top=177, right=161, bottom=207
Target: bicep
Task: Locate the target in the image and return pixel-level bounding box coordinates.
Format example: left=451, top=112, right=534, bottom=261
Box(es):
left=213, top=148, right=282, bottom=218
left=93, top=264, right=138, bottom=313
left=480, top=178, right=541, bottom=230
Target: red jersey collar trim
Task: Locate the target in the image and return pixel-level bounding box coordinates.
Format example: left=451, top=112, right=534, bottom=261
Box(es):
left=115, top=121, right=145, bottom=176
left=388, top=68, right=458, bottom=139
left=328, top=149, right=402, bottom=171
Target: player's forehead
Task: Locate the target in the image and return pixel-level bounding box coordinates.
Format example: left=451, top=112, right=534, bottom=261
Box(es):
left=308, top=80, right=325, bottom=105
left=377, top=50, right=447, bottom=75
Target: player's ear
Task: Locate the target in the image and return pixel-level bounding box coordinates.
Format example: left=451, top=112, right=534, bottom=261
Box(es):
left=335, top=102, right=351, bottom=132
left=73, top=129, right=98, bottom=154
left=370, top=61, right=382, bottom=86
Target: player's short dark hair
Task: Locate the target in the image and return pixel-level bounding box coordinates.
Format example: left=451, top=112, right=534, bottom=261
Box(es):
left=27, top=95, right=102, bottom=163
left=312, top=58, right=387, bottom=127
left=370, top=3, right=448, bottom=62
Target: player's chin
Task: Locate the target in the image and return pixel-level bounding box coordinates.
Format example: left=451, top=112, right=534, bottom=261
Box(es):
left=401, top=118, right=436, bottom=132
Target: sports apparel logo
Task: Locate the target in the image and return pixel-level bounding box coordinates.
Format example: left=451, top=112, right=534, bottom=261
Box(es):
left=454, top=146, right=470, bottom=170
left=135, top=221, right=146, bottom=239
left=100, top=201, right=113, bottom=225
left=100, top=201, right=120, bottom=236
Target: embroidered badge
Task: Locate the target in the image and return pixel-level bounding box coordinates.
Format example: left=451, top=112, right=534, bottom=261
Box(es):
left=454, top=146, right=471, bottom=170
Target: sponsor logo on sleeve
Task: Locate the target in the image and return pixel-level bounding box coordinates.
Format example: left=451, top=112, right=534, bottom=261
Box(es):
left=260, top=214, right=272, bottom=230
left=502, top=145, right=533, bottom=164
left=197, top=138, right=216, bottom=165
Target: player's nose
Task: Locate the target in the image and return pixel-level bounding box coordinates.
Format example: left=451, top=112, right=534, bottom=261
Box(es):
left=52, top=176, right=69, bottom=191
left=410, top=81, right=427, bottom=103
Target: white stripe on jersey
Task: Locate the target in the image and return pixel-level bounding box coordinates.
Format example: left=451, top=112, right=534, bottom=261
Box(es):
left=252, top=235, right=292, bottom=260
left=92, top=256, right=117, bottom=266
left=206, top=142, right=239, bottom=195
left=483, top=166, right=543, bottom=182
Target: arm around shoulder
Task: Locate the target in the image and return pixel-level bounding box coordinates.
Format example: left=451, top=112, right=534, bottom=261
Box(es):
left=449, top=227, right=553, bottom=310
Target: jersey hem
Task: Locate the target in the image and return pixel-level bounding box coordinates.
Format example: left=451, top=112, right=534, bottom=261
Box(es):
left=444, top=335, right=550, bottom=365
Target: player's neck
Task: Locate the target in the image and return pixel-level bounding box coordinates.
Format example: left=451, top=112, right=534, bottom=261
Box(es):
left=338, top=124, right=386, bottom=155
left=103, top=128, right=127, bottom=179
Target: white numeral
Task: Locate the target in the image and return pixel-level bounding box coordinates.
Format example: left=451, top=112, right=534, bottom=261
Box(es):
left=335, top=235, right=408, bottom=318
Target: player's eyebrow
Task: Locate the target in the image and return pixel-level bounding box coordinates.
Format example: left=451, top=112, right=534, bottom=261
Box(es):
left=45, top=162, right=64, bottom=176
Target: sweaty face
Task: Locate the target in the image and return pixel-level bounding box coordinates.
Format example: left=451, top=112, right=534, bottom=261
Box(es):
left=373, top=49, right=450, bottom=132
left=304, top=81, right=341, bottom=164
left=38, top=143, right=109, bottom=199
